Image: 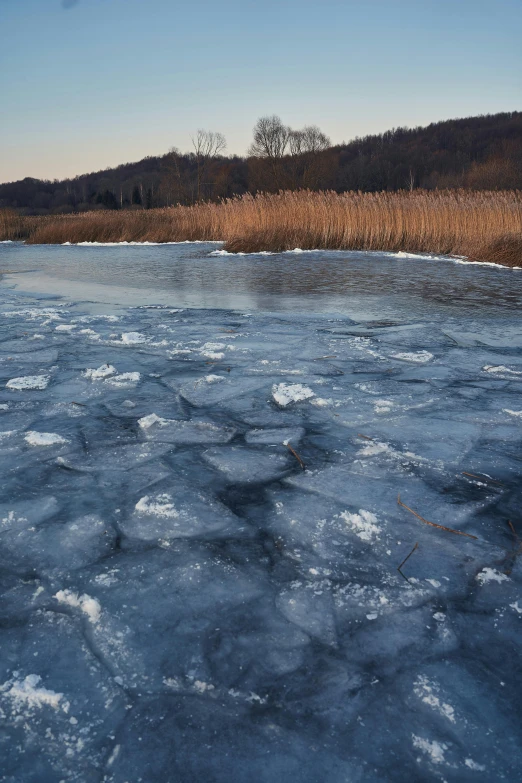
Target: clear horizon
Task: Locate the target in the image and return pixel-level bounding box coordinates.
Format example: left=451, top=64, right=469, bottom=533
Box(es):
left=1, top=0, right=521, bottom=184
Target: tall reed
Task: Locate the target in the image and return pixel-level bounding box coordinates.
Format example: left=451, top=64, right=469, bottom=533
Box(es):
left=2, top=190, right=521, bottom=266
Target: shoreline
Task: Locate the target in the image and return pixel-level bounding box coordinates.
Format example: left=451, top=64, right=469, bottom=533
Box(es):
left=2, top=239, right=521, bottom=271
left=1, top=189, right=521, bottom=268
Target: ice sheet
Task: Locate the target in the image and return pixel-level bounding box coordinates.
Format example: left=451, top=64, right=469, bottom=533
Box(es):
left=0, top=274, right=521, bottom=782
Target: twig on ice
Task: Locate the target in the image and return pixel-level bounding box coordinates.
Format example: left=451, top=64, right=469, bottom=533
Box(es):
left=508, top=520, right=520, bottom=544
left=397, top=542, right=418, bottom=583
left=286, top=442, right=305, bottom=470
left=462, top=471, right=504, bottom=486
left=397, top=494, right=478, bottom=540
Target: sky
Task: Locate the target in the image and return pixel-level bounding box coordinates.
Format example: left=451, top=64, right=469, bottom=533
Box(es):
left=0, top=0, right=521, bottom=183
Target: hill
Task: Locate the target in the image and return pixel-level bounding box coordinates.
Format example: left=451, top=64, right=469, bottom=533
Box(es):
left=1, top=111, right=521, bottom=215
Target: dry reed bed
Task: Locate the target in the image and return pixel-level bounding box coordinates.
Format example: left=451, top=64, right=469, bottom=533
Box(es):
left=1, top=190, right=522, bottom=266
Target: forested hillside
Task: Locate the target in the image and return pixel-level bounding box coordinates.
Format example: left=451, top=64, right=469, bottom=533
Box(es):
left=1, top=112, right=521, bottom=215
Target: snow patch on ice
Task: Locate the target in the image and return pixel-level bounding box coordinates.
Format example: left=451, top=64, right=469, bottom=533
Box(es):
left=202, top=351, right=225, bottom=360
left=465, top=759, right=486, bottom=771
left=483, top=365, right=522, bottom=377
left=356, top=440, right=427, bottom=466
left=414, top=676, right=456, bottom=723
left=310, top=397, right=331, bottom=407
left=138, top=413, right=169, bottom=429
left=503, top=409, right=522, bottom=419
left=391, top=351, right=433, bottom=363
left=84, top=364, right=117, bottom=380
left=338, top=509, right=381, bottom=541
left=135, top=494, right=180, bottom=519
left=121, top=332, right=147, bottom=344
left=105, top=372, right=141, bottom=386
left=374, top=399, right=394, bottom=414
left=412, top=735, right=447, bottom=764
left=1, top=510, right=28, bottom=530
left=476, top=568, right=509, bottom=585
left=6, top=374, right=50, bottom=390
left=1, top=674, right=66, bottom=713
left=54, top=589, right=102, bottom=623
left=24, top=431, right=69, bottom=447
left=63, top=240, right=219, bottom=246
left=272, top=383, right=315, bottom=407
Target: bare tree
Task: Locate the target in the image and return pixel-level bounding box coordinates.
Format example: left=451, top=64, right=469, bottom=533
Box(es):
left=288, top=129, right=305, bottom=156
left=300, top=125, right=331, bottom=153
left=286, top=125, right=332, bottom=188
left=289, top=125, right=331, bottom=156
left=191, top=130, right=227, bottom=201
left=248, top=115, right=290, bottom=160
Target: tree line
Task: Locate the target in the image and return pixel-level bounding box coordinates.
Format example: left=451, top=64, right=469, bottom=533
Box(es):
left=1, top=112, right=521, bottom=215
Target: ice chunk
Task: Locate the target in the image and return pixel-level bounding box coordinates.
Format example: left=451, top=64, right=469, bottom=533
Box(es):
left=104, top=690, right=357, bottom=781
left=272, top=383, right=315, bottom=406
left=178, top=376, right=266, bottom=407
left=57, top=442, right=173, bottom=472
left=138, top=415, right=235, bottom=444
left=122, top=486, right=241, bottom=541
left=0, top=496, right=59, bottom=533
left=276, top=586, right=337, bottom=645
left=245, top=426, right=305, bottom=445
left=0, top=514, right=115, bottom=574
left=203, top=446, right=291, bottom=483
left=6, top=374, right=50, bottom=390
left=0, top=610, right=126, bottom=779
left=138, top=413, right=167, bottom=428
left=61, top=547, right=266, bottom=691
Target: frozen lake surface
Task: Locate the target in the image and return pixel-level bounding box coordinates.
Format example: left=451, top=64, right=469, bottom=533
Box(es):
left=1, top=242, right=522, bottom=781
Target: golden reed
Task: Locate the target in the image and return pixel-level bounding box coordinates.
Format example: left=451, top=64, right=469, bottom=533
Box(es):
left=1, top=190, right=521, bottom=266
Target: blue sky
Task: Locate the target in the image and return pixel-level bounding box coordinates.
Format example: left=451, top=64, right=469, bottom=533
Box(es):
left=0, top=0, right=520, bottom=182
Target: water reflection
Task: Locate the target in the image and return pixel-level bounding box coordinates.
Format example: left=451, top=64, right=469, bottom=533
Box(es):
left=1, top=243, right=521, bottom=318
